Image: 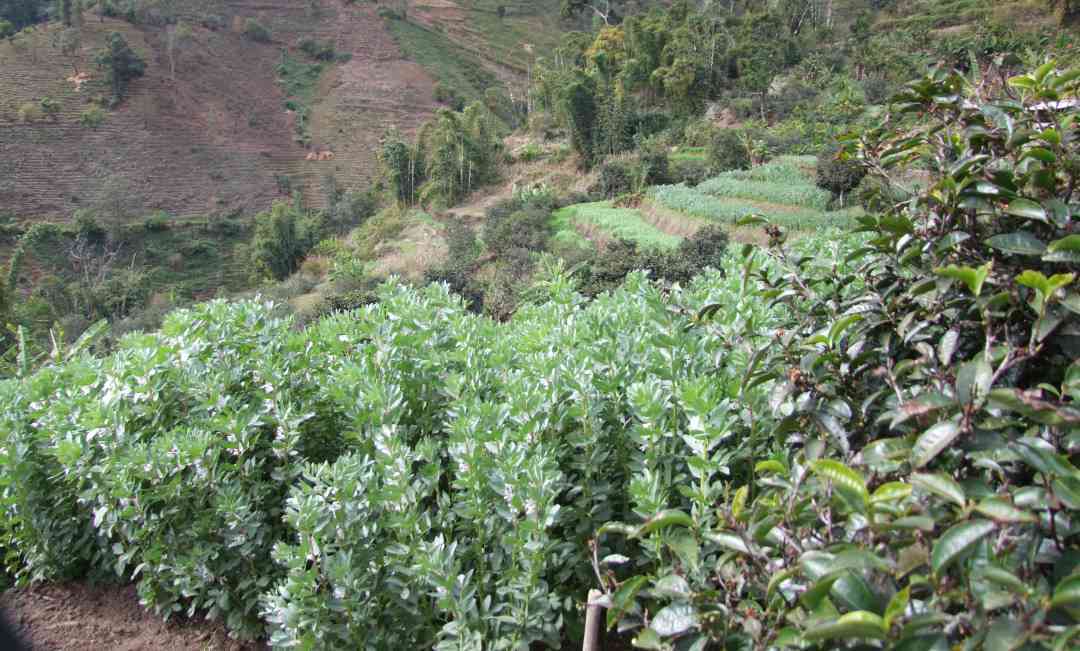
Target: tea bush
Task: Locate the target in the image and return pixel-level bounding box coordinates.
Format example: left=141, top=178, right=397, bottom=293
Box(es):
left=591, top=64, right=1080, bottom=650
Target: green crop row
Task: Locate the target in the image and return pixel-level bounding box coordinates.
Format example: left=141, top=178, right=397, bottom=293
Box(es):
left=555, top=201, right=682, bottom=250
left=649, top=184, right=858, bottom=230
left=695, top=176, right=832, bottom=210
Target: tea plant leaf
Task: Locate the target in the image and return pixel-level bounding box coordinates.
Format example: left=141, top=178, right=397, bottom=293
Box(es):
left=1006, top=198, right=1048, bottom=222
left=1050, top=575, right=1080, bottom=609
left=931, top=519, right=996, bottom=576
left=911, top=473, right=966, bottom=508
left=884, top=587, right=910, bottom=630
left=803, top=611, right=887, bottom=642
left=911, top=420, right=962, bottom=468
left=956, top=359, right=993, bottom=407
left=636, top=510, right=693, bottom=538
left=704, top=531, right=750, bottom=555
left=935, top=262, right=991, bottom=296
left=811, top=460, right=869, bottom=512
left=974, top=498, right=1035, bottom=523
left=608, top=575, right=649, bottom=629
left=650, top=603, right=697, bottom=636
left=987, top=231, right=1046, bottom=256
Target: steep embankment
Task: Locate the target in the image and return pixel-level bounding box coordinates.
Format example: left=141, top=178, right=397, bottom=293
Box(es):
left=0, top=0, right=438, bottom=220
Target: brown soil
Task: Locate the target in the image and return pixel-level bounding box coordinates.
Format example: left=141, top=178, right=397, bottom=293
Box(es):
left=0, top=0, right=439, bottom=220
left=0, top=583, right=266, bottom=651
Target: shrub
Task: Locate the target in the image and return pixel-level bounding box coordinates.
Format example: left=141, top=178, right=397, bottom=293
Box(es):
left=862, top=76, right=896, bottom=104
left=595, top=160, right=633, bottom=198
left=638, top=149, right=671, bottom=186
left=17, top=102, right=42, bottom=123
left=79, top=105, right=106, bottom=129
left=142, top=213, right=169, bottom=232
left=670, top=158, right=709, bottom=186
left=424, top=221, right=483, bottom=311
left=707, top=128, right=750, bottom=173
left=298, top=38, right=336, bottom=61
left=38, top=97, right=59, bottom=118
left=242, top=18, right=271, bottom=43
left=201, top=14, right=226, bottom=30
left=816, top=148, right=867, bottom=200
left=433, top=82, right=465, bottom=110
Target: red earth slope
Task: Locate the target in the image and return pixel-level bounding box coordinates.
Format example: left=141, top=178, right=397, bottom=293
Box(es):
left=0, top=1, right=436, bottom=220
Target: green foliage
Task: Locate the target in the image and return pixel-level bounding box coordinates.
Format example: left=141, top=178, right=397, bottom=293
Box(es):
left=249, top=201, right=315, bottom=281
left=707, top=128, right=750, bottom=174
left=556, top=201, right=681, bottom=251
left=379, top=131, right=425, bottom=206
left=297, top=38, right=340, bottom=62
left=79, top=104, right=106, bottom=129
left=698, top=159, right=831, bottom=210
left=559, top=74, right=598, bottom=166
left=276, top=52, right=324, bottom=145
left=591, top=63, right=1080, bottom=650
left=596, top=160, right=633, bottom=198
left=578, top=223, right=730, bottom=297
left=0, top=263, right=756, bottom=644
left=242, top=17, right=271, bottom=43
left=649, top=183, right=859, bottom=231
left=419, top=105, right=503, bottom=207
left=0, top=0, right=44, bottom=32
left=94, top=32, right=145, bottom=105
left=817, top=148, right=868, bottom=199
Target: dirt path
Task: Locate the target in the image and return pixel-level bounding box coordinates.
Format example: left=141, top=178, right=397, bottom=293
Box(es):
left=1, top=583, right=265, bottom=651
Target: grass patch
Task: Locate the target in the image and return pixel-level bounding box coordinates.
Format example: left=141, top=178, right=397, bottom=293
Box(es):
left=670, top=146, right=707, bottom=162
left=555, top=201, right=683, bottom=250
left=276, top=52, right=325, bottom=144
left=385, top=17, right=498, bottom=103
left=462, top=0, right=565, bottom=70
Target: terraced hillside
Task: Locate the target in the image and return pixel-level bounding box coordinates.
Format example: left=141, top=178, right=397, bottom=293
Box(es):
left=0, top=1, right=441, bottom=220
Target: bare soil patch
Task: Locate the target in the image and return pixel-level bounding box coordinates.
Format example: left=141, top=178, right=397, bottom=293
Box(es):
left=0, top=583, right=265, bottom=651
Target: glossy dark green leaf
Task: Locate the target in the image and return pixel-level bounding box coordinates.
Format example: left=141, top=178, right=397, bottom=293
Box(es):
left=884, top=586, right=910, bottom=630
left=607, top=575, right=649, bottom=629
left=986, top=231, right=1047, bottom=256
left=705, top=531, right=749, bottom=555
left=974, top=565, right=1026, bottom=594
left=650, top=603, right=697, bottom=636
left=974, top=497, right=1035, bottom=523
left=931, top=519, right=996, bottom=576
left=1006, top=198, right=1048, bottom=222
left=1051, top=574, right=1080, bottom=609
left=803, top=611, right=886, bottom=642
left=1045, top=234, right=1080, bottom=263
left=636, top=510, right=693, bottom=538
left=911, top=473, right=966, bottom=508
left=811, top=459, right=869, bottom=511
left=956, top=359, right=993, bottom=407
left=911, top=420, right=962, bottom=468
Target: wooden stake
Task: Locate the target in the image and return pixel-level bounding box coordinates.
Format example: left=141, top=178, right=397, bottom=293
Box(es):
left=583, top=589, right=604, bottom=651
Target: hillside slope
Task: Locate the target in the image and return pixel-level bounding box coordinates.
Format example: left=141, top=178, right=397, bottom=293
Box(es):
left=0, top=0, right=439, bottom=220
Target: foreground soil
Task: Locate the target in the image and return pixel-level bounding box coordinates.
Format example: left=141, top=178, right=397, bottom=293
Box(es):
left=0, top=583, right=265, bottom=651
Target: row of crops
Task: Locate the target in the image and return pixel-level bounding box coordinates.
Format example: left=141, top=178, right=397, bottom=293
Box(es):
left=552, top=201, right=683, bottom=250
left=557, top=157, right=860, bottom=251
left=652, top=156, right=861, bottom=232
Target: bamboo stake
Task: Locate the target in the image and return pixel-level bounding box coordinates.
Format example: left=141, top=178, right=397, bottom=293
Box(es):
left=583, top=589, right=604, bottom=651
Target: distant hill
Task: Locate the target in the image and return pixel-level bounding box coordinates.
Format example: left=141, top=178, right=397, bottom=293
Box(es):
left=0, top=0, right=566, bottom=222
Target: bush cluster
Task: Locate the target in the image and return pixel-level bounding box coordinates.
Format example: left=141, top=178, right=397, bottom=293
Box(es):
left=590, top=64, right=1080, bottom=650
